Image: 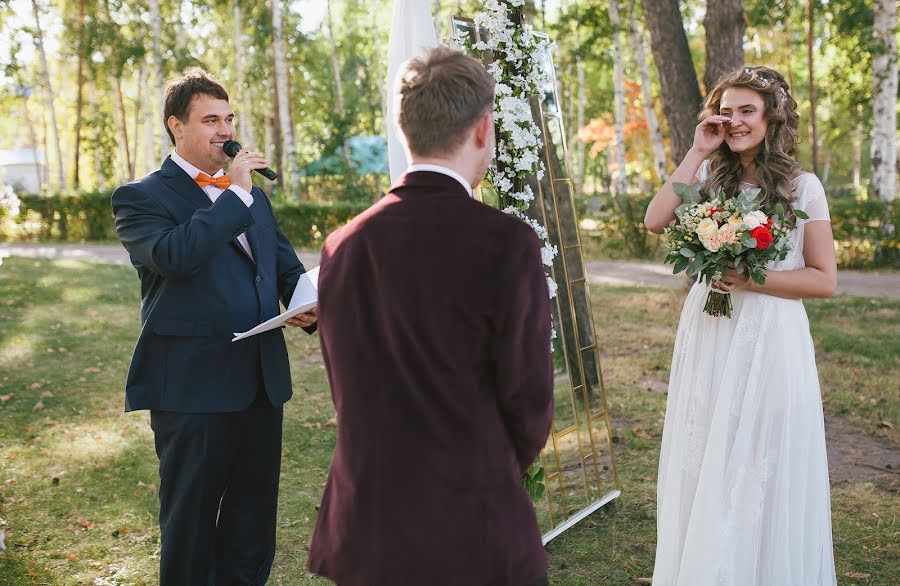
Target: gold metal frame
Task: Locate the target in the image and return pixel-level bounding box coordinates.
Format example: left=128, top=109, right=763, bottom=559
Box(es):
left=452, top=17, right=621, bottom=544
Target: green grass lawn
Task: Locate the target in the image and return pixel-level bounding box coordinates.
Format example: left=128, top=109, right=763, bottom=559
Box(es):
left=0, top=257, right=897, bottom=585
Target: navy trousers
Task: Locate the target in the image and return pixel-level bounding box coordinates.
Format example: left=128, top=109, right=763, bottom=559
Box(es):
left=151, top=389, right=283, bottom=586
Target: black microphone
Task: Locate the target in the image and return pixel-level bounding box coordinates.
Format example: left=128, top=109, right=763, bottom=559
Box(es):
left=223, top=140, right=278, bottom=181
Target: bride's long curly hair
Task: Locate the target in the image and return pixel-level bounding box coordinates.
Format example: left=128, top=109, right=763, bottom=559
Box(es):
left=699, top=66, right=801, bottom=212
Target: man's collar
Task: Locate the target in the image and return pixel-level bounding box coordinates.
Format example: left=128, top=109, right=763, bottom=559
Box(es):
left=406, top=164, right=473, bottom=198
left=170, top=149, right=225, bottom=179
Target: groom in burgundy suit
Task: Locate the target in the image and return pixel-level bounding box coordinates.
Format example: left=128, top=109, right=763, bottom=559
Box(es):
left=307, top=47, right=554, bottom=586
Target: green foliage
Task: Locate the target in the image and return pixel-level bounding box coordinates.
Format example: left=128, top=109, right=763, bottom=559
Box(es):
left=579, top=193, right=663, bottom=260
left=271, top=198, right=370, bottom=247
left=829, top=196, right=900, bottom=269
left=6, top=191, right=371, bottom=248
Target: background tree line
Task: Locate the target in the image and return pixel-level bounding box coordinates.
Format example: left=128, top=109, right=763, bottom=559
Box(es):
left=0, top=0, right=896, bottom=233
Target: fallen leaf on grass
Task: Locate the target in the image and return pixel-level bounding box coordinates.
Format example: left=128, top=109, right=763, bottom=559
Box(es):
left=636, top=579, right=653, bottom=584
left=83, top=367, right=100, bottom=374
left=878, top=420, right=894, bottom=429
left=65, top=552, right=76, bottom=561
left=844, top=571, right=871, bottom=579
left=0, top=394, right=13, bottom=404
left=28, top=382, right=43, bottom=390
left=40, top=391, right=54, bottom=399
left=111, top=527, right=129, bottom=538
left=633, top=427, right=651, bottom=438
left=32, top=401, right=44, bottom=412
left=77, top=518, right=94, bottom=530
left=326, top=417, right=337, bottom=427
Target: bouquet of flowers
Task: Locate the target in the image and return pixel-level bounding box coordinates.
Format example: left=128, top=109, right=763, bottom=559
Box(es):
left=663, top=182, right=807, bottom=318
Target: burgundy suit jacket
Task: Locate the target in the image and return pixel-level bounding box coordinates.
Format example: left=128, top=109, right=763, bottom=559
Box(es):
left=307, top=171, right=554, bottom=585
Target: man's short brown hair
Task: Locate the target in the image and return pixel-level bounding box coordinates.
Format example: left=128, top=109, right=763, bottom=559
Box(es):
left=163, top=67, right=229, bottom=145
left=397, top=47, right=495, bottom=157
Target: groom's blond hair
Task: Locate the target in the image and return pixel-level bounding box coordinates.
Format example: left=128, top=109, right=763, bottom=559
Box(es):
left=397, top=47, right=495, bottom=157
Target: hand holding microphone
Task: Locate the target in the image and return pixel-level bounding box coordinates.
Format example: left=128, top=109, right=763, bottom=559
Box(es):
left=224, top=140, right=278, bottom=192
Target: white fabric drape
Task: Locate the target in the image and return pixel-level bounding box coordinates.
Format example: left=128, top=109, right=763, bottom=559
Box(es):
left=386, top=0, right=439, bottom=184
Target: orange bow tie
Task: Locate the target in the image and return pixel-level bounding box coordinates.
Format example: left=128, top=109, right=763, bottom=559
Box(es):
left=195, top=173, right=231, bottom=189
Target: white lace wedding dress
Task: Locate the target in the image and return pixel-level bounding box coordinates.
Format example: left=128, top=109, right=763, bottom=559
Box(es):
left=653, top=171, right=838, bottom=586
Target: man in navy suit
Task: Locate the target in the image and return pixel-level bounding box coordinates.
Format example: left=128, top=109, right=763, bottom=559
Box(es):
left=112, top=68, right=317, bottom=585
left=308, top=47, right=554, bottom=586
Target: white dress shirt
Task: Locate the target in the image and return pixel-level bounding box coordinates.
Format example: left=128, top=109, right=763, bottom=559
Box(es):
left=170, top=149, right=254, bottom=260
left=406, top=164, right=474, bottom=198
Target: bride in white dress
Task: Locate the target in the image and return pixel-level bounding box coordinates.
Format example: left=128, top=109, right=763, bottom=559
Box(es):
left=643, top=66, right=838, bottom=586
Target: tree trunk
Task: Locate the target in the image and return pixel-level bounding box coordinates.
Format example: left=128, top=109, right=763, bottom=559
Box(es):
left=703, top=0, right=745, bottom=92
left=90, top=82, right=103, bottom=189
left=641, top=0, right=702, bottom=166
left=73, top=0, right=86, bottom=189
left=609, top=0, right=628, bottom=196
left=432, top=0, right=442, bottom=37
left=132, top=65, right=145, bottom=178
left=629, top=0, right=668, bottom=183
left=143, top=59, right=157, bottom=176
left=871, top=0, right=898, bottom=200
left=326, top=0, right=352, bottom=173
left=271, top=0, right=300, bottom=197
left=31, top=0, right=66, bottom=192
left=150, top=0, right=167, bottom=162
left=234, top=1, right=257, bottom=149
left=113, top=75, right=132, bottom=183
left=20, top=92, right=42, bottom=190
left=806, top=0, right=819, bottom=177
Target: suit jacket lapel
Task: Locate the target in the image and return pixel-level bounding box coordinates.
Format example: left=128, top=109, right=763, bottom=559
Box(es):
left=160, top=156, right=213, bottom=209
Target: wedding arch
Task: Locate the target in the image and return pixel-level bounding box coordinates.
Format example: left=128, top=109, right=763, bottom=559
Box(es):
left=387, top=0, right=621, bottom=544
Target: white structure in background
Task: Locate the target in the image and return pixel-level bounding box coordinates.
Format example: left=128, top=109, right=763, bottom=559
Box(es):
left=386, top=0, right=439, bottom=184
left=0, top=149, right=46, bottom=194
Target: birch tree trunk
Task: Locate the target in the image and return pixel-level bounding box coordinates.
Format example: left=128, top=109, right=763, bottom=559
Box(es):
left=31, top=0, right=66, bottom=191
left=143, top=62, right=157, bottom=176
left=151, top=0, right=167, bottom=162
left=90, top=82, right=104, bottom=189
left=641, top=0, right=702, bottom=166
left=629, top=0, right=667, bottom=183
left=271, top=0, right=300, bottom=197
left=806, top=0, right=819, bottom=176
left=573, top=11, right=586, bottom=196
left=73, top=0, right=86, bottom=189
left=20, top=92, right=42, bottom=190
left=871, top=0, right=898, bottom=200
left=113, top=75, right=132, bottom=183
left=234, top=1, right=257, bottom=149
left=133, top=65, right=146, bottom=177
left=609, top=0, right=628, bottom=197
left=703, top=0, right=745, bottom=92
left=326, top=0, right=353, bottom=174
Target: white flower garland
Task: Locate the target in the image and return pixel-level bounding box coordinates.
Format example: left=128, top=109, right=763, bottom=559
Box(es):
left=450, top=0, right=559, bottom=330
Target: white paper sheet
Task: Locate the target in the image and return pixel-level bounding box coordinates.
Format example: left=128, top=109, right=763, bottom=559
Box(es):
left=231, top=266, right=319, bottom=342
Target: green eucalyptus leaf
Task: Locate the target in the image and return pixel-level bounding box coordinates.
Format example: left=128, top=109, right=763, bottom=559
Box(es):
left=680, top=247, right=696, bottom=258
left=794, top=209, right=809, bottom=220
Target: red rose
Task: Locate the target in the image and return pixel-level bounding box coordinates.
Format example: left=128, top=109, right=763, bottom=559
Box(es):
left=751, top=225, right=774, bottom=250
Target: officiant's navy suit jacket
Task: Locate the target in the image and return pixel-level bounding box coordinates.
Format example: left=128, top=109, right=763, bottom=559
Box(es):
left=308, top=171, right=554, bottom=586
left=111, top=156, right=313, bottom=413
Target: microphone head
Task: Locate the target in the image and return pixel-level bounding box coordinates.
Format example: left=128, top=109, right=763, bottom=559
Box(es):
left=222, top=140, right=242, bottom=158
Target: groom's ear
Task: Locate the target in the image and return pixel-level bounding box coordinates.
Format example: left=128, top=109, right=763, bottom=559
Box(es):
left=473, top=110, right=493, bottom=149
left=167, top=115, right=184, bottom=143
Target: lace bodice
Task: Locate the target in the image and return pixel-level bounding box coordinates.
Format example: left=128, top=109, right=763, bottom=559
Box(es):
left=696, top=162, right=831, bottom=272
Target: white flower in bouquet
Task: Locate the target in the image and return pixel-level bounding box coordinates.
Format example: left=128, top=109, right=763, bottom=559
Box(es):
left=696, top=217, right=718, bottom=241
left=744, top=210, right=768, bottom=229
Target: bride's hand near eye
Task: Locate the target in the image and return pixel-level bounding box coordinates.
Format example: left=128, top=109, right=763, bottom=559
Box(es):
left=691, top=115, right=730, bottom=156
